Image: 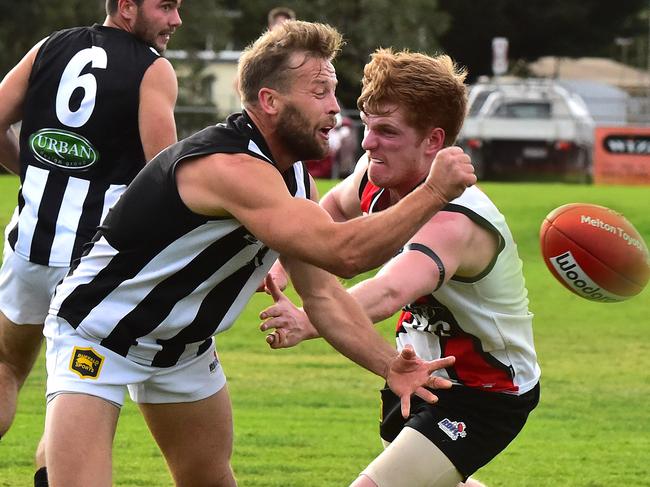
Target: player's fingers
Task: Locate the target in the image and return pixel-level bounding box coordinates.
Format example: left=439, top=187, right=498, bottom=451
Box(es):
left=259, top=313, right=276, bottom=329
left=414, top=386, right=439, bottom=404
left=270, top=328, right=289, bottom=349
left=265, top=274, right=285, bottom=302
left=426, top=375, right=453, bottom=390
left=427, top=355, right=455, bottom=374
left=400, top=344, right=416, bottom=360
left=400, top=394, right=412, bottom=419
left=259, top=316, right=290, bottom=332
left=259, top=304, right=281, bottom=320
left=267, top=329, right=286, bottom=347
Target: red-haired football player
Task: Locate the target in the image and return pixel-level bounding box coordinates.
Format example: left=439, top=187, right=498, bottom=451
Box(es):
left=260, top=48, right=541, bottom=487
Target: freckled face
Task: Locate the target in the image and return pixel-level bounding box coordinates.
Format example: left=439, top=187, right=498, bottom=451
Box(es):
left=361, top=104, right=432, bottom=194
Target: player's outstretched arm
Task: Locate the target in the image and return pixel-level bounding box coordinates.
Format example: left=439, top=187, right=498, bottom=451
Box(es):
left=177, top=148, right=475, bottom=279
left=260, top=212, right=472, bottom=344
left=281, top=255, right=454, bottom=417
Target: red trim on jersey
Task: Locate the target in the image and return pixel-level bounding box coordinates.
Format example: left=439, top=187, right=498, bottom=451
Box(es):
left=441, top=334, right=518, bottom=393
left=359, top=173, right=391, bottom=214
left=396, top=310, right=411, bottom=333
left=397, top=310, right=518, bottom=393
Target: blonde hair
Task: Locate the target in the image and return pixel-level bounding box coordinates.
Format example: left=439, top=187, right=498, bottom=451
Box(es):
left=238, top=21, right=343, bottom=106
left=267, top=6, right=296, bottom=27
left=358, top=48, right=468, bottom=145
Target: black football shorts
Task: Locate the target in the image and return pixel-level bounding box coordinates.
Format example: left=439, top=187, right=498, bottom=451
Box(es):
left=379, top=383, right=540, bottom=479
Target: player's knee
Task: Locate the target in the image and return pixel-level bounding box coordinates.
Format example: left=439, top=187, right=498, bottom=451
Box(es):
left=0, top=373, right=19, bottom=436
left=0, top=417, right=12, bottom=438
left=174, top=460, right=235, bottom=487
left=212, top=466, right=236, bottom=487
left=0, top=359, right=31, bottom=386
left=0, top=326, right=43, bottom=380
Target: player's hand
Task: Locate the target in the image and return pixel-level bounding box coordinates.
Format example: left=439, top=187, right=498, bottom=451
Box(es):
left=259, top=274, right=319, bottom=348
left=256, top=267, right=289, bottom=293
left=424, top=146, right=476, bottom=205
left=386, top=345, right=455, bottom=418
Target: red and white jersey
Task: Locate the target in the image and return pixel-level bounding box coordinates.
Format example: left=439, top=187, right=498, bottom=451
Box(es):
left=361, top=176, right=540, bottom=395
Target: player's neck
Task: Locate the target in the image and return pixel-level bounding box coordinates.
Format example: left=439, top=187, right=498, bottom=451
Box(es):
left=103, top=15, right=132, bottom=33
left=389, top=175, right=428, bottom=202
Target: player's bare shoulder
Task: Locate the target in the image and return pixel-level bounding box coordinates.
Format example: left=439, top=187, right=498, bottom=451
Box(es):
left=350, top=153, right=371, bottom=183
left=176, top=152, right=289, bottom=218
left=142, top=56, right=177, bottom=89
left=323, top=154, right=369, bottom=219
left=419, top=210, right=473, bottom=245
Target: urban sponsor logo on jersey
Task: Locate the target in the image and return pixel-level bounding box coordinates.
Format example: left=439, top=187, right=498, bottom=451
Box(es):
left=69, top=346, right=105, bottom=379
left=29, top=128, right=99, bottom=170
left=438, top=418, right=467, bottom=440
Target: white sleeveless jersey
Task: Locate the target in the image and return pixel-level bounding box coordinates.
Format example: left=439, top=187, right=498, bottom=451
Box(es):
left=395, top=186, right=540, bottom=395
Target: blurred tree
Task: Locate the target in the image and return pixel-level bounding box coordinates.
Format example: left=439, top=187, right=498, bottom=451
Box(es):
left=0, top=0, right=232, bottom=76
left=1, top=0, right=649, bottom=107
left=437, top=0, right=648, bottom=81
left=0, top=0, right=104, bottom=77
left=227, top=0, right=450, bottom=108
left=316, top=0, right=451, bottom=109
left=170, top=0, right=231, bottom=51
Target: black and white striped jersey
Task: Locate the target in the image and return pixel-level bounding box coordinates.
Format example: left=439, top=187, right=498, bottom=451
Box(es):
left=49, top=111, right=311, bottom=367
left=8, top=24, right=159, bottom=266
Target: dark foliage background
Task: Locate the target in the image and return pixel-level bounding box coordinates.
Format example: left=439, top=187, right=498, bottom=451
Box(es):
left=1, top=0, right=648, bottom=109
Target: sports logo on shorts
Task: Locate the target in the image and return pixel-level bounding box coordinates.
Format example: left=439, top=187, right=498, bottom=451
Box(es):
left=69, top=347, right=105, bottom=379
left=438, top=418, right=467, bottom=440
left=209, top=351, right=219, bottom=374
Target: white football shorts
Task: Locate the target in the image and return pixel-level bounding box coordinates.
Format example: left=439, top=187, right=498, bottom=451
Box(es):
left=0, top=243, right=69, bottom=325
left=45, top=315, right=226, bottom=406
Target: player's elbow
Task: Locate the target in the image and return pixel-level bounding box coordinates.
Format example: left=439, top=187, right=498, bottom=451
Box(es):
left=327, top=245, right=366, bottom=279
left=375, top=285, right=409, bottom=321
left=305, top=230, right=363, bottom=278
left=325, top=255, right=363, bottom=279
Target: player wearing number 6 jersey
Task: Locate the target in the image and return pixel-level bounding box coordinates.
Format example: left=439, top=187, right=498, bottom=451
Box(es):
left=0, top=1, right=181, bottom=484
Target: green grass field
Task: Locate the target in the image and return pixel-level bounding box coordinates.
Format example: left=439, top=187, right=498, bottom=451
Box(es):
left=0, top=174, right=649, bottom=486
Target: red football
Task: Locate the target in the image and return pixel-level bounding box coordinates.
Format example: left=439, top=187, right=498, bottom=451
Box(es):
left=540, top=203, right=650, bottom=302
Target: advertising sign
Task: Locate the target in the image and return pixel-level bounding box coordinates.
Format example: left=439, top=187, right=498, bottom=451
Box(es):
left=593, top=126, right=650, bottom=185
